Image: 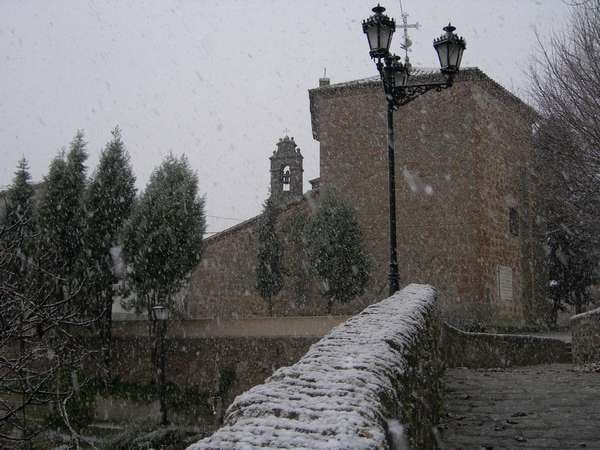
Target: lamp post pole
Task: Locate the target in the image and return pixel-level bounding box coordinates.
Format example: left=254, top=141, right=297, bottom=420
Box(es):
left=159, top=318, right=167, bottom=425
left=363, top=6, right=466, bottom=296
left=386, top=91, right=400, bottom=295
left=152, top=304, right=170, bottom=426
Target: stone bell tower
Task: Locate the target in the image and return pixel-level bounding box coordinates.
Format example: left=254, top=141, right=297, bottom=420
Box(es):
left=270, top=136, right=303, bottom=206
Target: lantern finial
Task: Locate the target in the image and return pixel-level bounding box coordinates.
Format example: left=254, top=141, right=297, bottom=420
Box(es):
left=443, top=23, right=456, bottom=34
left=372, top=4, right=386, bottom=14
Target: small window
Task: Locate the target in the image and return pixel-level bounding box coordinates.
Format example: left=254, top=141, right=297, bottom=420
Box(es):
left=509, top=208, right=519, bottom=236
left=282, top=166, right=291, bottom=191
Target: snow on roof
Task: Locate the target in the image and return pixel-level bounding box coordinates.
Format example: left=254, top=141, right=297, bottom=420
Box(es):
left=187, top=283, right=437, bottom=450
left=323, top=67, right=441, bottom=90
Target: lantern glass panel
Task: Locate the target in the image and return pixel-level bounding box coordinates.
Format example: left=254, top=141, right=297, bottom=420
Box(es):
left=456, top=46, right=464, bottom=69
left=435, top=42, right=449, bottom=69
left=381, top=25, right=393, bottom=51
left=448, top=43, right=460, bottom=68
left=394, top=68, right=408, bottom=87
left=366, top=24, right=380, bottom=52
left=152, top=305, right=169, bottom=321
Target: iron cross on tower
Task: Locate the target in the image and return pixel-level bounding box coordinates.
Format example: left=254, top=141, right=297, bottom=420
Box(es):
left=398, top=0, right=420, bottom=66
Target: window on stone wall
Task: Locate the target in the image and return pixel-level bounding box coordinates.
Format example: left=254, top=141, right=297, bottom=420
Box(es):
left=509, top=207, right=519, bottom=236
left=282, top=165, right=291, bottom=191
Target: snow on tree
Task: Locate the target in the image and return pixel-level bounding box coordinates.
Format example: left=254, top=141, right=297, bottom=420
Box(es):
left=255, top=197, right=285, bottom=316
left=304, top=189, right=370, bottom=313
left=84, top=126, right=136, bottom=379
left=0, top=142, right=96, bottom=445
left=4, top=158, right=35, bottom=226
left=2, top=158, right=35, bottom=293
left=123, top=153, right=205, bottom=337
left=37, top=130, right=89, bottom=307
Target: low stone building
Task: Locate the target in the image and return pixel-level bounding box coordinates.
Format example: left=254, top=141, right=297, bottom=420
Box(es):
left=187, top=68, right=543, bottom=325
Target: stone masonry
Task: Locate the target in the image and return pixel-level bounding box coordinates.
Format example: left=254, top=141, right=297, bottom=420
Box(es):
left=310, top=68, right=539, bottom=323
left=571, top=306, right=600, bottom=364
left=187, top=68, right=542, bottom=324
left=187, top=284, right=440, bottom=450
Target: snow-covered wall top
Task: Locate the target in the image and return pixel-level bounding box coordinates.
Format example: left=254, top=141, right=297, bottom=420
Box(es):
left=187, top=283, right=437, bottom=450
left=571, top=306, right=600, bottom=365
left=571, top=306, right=600, bottom=321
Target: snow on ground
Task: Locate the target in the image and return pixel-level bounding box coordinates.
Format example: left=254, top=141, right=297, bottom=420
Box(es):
left=187, top=284, right=437, bottom=450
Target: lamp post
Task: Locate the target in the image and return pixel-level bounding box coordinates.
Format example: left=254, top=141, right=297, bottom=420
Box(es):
left=152, top=304, right=170, bottom=426
left=362, top=5, right=466, bottom=296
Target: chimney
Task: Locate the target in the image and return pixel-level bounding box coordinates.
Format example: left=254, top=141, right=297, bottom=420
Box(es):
left=319, top=68, right=330, bottom=87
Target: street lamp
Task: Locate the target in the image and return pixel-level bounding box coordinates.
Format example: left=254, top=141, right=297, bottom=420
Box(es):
left=152, top=304, right=170, bottom=426
left=362, top=5, right=466, bottom=296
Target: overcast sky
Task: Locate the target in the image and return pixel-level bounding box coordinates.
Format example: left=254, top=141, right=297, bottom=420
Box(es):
left=0, top=0, right=570, bottom=233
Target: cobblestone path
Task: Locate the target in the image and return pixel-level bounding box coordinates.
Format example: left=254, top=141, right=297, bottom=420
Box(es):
left=440, top=364, right=600, bottom=450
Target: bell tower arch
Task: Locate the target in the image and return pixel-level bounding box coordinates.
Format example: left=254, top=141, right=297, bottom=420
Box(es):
left=270, top=136, right=303, bottom=205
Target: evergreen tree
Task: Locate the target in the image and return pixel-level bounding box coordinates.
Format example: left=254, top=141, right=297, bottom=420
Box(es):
left=3, top=158, right=35, bottom=291
left=256, top=197, right=284, bottom=316
left=1, top=136, right=93, bottom=443
left=124, top=153, right=205, bottom=317
left=5, top=158, right=35, bottom=227
left=85, top=127, right=136, bottom=378
left=37, top=130, right=88, bottom=302
left=304, top=189, right=370, bottom=313
left=124, top=154, right=205, bottom=396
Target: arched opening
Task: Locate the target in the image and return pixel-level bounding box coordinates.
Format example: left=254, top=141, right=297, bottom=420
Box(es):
left=282, top=165, right=291, bottom=191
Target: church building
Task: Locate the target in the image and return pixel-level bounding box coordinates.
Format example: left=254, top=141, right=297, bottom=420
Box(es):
left=186, top=67, right=543, bottom=326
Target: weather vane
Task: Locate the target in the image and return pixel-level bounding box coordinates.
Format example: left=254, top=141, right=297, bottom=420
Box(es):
left=398, top=0, right=420, bottom=66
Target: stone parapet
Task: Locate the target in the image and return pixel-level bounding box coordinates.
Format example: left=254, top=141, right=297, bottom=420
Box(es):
left=571, top=307, right=600, bottom=364
left=442, top=323, right=571, bottom=368
left=188, top=284, right=441, bottom=450
left=112, top=316, right=351, bottom=338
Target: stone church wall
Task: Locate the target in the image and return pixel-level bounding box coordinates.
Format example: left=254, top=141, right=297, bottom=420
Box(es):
left=469, top=81, right=539, bottom=322
left=187, top=69, right=540, bottom=325
left=187, top=196, right=368, bottom=318
left=310, top=70, right=538, bottom=324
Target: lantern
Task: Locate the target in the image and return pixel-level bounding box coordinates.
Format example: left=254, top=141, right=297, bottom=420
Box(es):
left=433, top=23, right=466, bottom=75
left=152, top=304, right=170, bottom=321
left=362, top=5, right=396, bottom=59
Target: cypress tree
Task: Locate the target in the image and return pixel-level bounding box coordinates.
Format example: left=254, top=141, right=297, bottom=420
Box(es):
left=3, top=158, right=36, bottom=289
left=85, top=126, right=136, bottom=378
left=305, top=189, right=371, bottom=314
left=256, top=197, right=285, bottom=316
left=37, top=130, right=88, bottom=306
left=124, top=154, right=205, bottom=391
left=124, top=153, right=206, bottom=316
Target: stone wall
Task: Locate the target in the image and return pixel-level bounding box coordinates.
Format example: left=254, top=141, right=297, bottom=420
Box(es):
left=112, top=316, right=351, bottom=338
left=187, top=196, right=347, bottom=319
left=83, top=317, right=349, bottom=429
left=571, top=307, right=600, bottom=364
left=185, top=68, right=541, bottom=326
left=310, top=68, right=539, bottom=325
left=188, top=284, right=442, bottom=450
left=442, top=323, right=571, bottom=368
left=110, top=335, right=317, bottom=408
